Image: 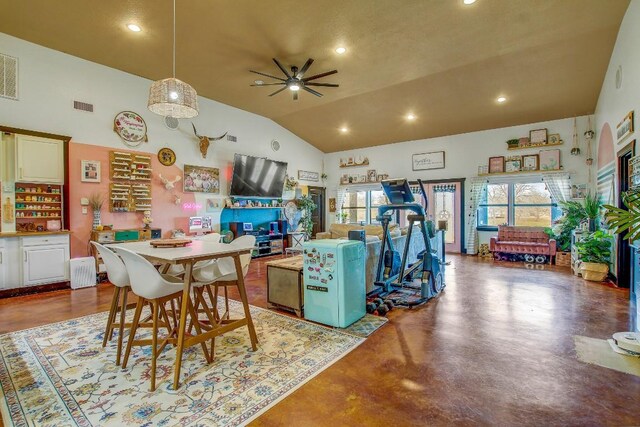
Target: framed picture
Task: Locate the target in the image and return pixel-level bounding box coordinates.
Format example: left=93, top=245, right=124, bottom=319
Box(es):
left=522, top=154, right=539, bottom=171
left=571, top=184, right=588, bottom=199
left=367, top=169, right=377, bottom=182
left=298, top=170, right=319, bottom=182
left=81, top=160, right=101, bottom=183
left=412, top=151, right=445, bottom=171
left=539, top=149, right=561, bottom=170
left=488, top=156, right=505, bottom=174
left=617, top=111, right=634, bottom=144
left=529, top=128, right=548, bottom=145
left=183, top=164, right=220, bottom=193
left=329, top=198, right=337, bottom=212
left=548, top=134, right=561, bottom=144
left=505, top=159, right=521, bottom=173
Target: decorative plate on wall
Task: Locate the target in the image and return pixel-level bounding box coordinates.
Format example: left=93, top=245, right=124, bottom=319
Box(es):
left=113, top=111, right=148, bottom=146
left=158, top=147, right=176, bottom=166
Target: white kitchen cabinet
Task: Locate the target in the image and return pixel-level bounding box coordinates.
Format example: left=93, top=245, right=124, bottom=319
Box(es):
left=21, top=234, right=70, bottom=287
left=15, top=134, right=64, bottom=183
left=0, top=238, right=23, bottom=289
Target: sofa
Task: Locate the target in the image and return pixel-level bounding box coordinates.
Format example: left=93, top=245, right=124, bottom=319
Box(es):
left=489, top=226, right=556, bottom=263
left=317, top=223, right=441, bottom=293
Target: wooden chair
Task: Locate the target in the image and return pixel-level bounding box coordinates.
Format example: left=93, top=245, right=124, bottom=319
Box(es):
left=91, top=241, right=132, bottom=366
left=114, top=247, right=212, bottom=391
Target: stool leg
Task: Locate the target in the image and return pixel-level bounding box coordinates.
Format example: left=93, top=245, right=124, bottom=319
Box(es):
left=103, top=286, right=120, bottom=347
left=150, top=300, right=159, bottom=392
left=115, top=287, right=128, bottom=366
left=122, top=298, right=145, bottom=369
left=234, top=255, right=258, bottom=350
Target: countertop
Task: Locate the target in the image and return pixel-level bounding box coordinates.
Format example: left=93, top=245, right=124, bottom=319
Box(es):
left=0, top=230, right=71, bottom=238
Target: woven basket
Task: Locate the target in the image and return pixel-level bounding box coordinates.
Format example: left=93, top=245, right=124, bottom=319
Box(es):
left=580, top=262, right=609, bottom=282
left=555, top=251, right=571, bottom=267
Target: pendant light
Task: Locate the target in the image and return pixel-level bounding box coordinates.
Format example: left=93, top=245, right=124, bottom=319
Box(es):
left=148, top=0, right=199, bottom=118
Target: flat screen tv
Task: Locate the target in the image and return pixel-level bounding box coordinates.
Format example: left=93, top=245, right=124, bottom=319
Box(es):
left=229, top=154, right=288, bottom=198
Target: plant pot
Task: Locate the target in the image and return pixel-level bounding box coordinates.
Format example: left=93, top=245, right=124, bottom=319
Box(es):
left=587, top=218, right=597, bottom=232
left=579, top=262, right=609, bottom=282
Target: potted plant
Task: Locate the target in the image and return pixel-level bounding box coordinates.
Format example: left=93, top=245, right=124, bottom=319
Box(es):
left=604, top=190, right=640, bottom=240
left=583, top=191, right=601, bottom=232
left=296, top=195, right=317, bottom=240
left=575, top=230, right=612, bottom=281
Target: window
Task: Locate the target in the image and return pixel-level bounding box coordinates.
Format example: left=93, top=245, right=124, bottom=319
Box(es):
left=478, top=182, right=560, bottom=228
left=342, top=190, right=390, bottom=224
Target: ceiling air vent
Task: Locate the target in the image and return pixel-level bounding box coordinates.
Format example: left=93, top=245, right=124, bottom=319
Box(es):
left=73, top=100, right=94, bottom=112
left=227, top=134, right=237, bottom=143
left=0, top=53, right=18, bottom=100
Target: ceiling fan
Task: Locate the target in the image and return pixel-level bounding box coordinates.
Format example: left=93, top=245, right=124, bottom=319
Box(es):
left=250, top=58, right=338, bottom=100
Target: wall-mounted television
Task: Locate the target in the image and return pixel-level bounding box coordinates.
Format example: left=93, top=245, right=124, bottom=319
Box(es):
left=229, top=153, right=288, bottom=198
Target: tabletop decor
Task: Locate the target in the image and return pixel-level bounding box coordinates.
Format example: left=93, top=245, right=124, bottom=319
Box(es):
left=504, top=156, right=521, bottom=173
left=113, top=111, right=148, bottom=147
left=488, top=156, right=505, bottom=174
left=149, top=238, right=191, bottom=248
left=522, top=154, right=539, bottom=171
left=339, top=155, right=369, bottom=168
left=0, top=299, right=364, bottom=427
left=529, top=128, right=548, bottom=145
left=412, top=151, right=445, bottom=171
left=183, top=164, right=220, bottom=193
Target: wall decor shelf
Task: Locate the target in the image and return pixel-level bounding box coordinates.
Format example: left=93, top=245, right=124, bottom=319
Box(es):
left=109, top=183, right=152, bottom=212
left=507, top=141, right=563, bottom=151
left=109, top=151, right=152, bottom=182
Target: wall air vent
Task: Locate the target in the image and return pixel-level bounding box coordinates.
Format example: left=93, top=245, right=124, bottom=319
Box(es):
left=227, top=134, right=237, bottom=143
left=0, top=53, right=18, bottom=100
left=73, top=100, right=94, bottom=112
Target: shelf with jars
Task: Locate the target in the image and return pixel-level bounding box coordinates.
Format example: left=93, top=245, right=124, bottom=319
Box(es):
left=14, top=183, right=64, bottom=231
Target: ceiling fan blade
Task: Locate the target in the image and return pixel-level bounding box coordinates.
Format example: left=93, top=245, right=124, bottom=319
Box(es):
left=296, top=58, right=314, bottom=79
left=250, top=83, right=285, bottom=86
left=303, top=86, right=323, bottom=97
left=272, top=58, right=291, bottom=79
left=249, top=70, right=286, bottom=81
left=302, top=70, right=338, bottom=82
left=305, top=83, right=339, bottom=87
left=269, top=86, right=287, bottom=97
left=293, top=91, right=299, bottom=101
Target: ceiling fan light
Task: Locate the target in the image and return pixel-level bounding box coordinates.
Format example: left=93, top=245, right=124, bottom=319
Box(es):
left=289, top=83, right=301, bottom=91
left=148, top=77, right=199, bottom=118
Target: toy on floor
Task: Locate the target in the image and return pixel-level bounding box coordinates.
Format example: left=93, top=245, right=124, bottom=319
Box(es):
left=478, top=243, right=492, bottom=259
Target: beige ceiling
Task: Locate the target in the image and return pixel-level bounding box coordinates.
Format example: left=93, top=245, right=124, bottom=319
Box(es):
left=0, top=0, right=629, bottom=152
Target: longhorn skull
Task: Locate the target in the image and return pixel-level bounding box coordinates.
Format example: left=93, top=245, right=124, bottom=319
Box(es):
left=192, top=123, right=227, bottom=159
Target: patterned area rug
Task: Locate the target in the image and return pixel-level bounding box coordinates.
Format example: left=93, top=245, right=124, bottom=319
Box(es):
left=0, top=299, right=364, bottom=426
left=339, top=314, right=388, bottom=338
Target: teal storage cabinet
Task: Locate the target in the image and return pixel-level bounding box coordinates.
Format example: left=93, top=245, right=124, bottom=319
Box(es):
left=114, top=230, right=139, bottom=241
left=302, top=239, right=365, bottom=328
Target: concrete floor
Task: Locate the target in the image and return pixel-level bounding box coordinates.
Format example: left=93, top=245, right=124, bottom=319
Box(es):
left=1, top=255, right=639, bottom=426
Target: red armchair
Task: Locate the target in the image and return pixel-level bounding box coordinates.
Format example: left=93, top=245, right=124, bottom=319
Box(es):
left=489, top=226, right=556, bottom=263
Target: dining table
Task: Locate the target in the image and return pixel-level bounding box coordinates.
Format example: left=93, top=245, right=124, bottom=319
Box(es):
left=108, top=239, right=258, bottom=389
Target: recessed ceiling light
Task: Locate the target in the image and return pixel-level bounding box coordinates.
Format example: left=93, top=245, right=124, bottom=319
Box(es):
left=463, top=0, right=477, bottom=4
left=127, top=23, right=142, bottom=32
left=254, top=80, right=264, bottom=85
left=339, top=127, right=349, bottom=133
left=335, top=47, right=347, bottom=54
left=496, top=96, right=507, bottom=103
left=406, top=113, right=416, bottom=121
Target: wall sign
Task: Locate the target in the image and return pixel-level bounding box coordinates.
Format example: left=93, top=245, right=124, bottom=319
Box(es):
left=113, top=111, right=148, bottom=147
left=412, top=151, right=445, bottom=171
left=617, top=111, right=634, bottom=144
left=298, top=170, right=320, bottom=182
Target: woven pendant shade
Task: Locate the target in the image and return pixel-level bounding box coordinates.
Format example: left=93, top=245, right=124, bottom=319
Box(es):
left=148, top=77, right=199, bottom=118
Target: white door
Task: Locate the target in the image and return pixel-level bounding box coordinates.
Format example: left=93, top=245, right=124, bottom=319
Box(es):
left=23, top=245, right=69, bottom=286
left=16, top=135, right=64, bottom=183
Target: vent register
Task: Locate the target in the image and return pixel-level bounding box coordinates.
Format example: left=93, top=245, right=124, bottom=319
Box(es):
left=0, top=53, right=18, bottom=100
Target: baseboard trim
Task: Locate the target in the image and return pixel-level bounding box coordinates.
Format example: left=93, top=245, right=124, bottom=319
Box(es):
left=0, top=281, right=71, bottom=299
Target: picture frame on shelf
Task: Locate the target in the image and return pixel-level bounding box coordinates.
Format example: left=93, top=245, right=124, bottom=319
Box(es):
left=488, top=156, right=505, bottom=174
left=548, top=134, right=561, bottom=144
left=505, top=158, right=521, bottom=173
left=529, top=128, right=548, bottom=145
left=367, top=169, right=377, bottom=182
left=522, top=154, right=539, bottom=171
left=412, top=151, right=445, bottom=171
left=539, top=149, right=561, bottom=170
left=81, top=160, right=101, bottom=183
left=617, top=111, right=634, bottom=144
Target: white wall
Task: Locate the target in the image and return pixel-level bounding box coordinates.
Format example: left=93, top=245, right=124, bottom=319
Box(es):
left=0, top=32, right=324, bottom=208
left=325, top=116, right=593, bottom=248
left=594, top=0, right=639, bottom=167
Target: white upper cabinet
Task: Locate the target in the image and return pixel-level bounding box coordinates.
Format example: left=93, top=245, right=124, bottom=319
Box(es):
left=15, top=135, right=64, bottom=183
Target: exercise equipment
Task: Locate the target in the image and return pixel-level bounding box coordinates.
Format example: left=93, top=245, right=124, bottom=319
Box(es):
left=373, top=178, right=444, bottom=306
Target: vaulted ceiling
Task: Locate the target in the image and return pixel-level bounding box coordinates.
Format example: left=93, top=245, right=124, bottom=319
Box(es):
left=0, top=0, right=629, bottom=152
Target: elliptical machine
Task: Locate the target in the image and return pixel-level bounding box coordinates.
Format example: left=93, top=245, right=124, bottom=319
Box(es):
left=373, top=178, right=444, bottom=306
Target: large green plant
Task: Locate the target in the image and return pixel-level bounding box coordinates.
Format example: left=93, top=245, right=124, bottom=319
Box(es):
left=575, top=230, right=612, bottom=264
left=604, top=190, right=640, bottom=240
left=583, top=192, right=601, bottom=221
left=549, top=200, right=587, bottom=251
left=296, top=195, right=317, bottom=239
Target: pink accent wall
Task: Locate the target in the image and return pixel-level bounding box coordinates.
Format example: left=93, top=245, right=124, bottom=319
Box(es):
left=597, top=122, right=615, bottom=169
left=68, top=142, right=195, bottom=258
